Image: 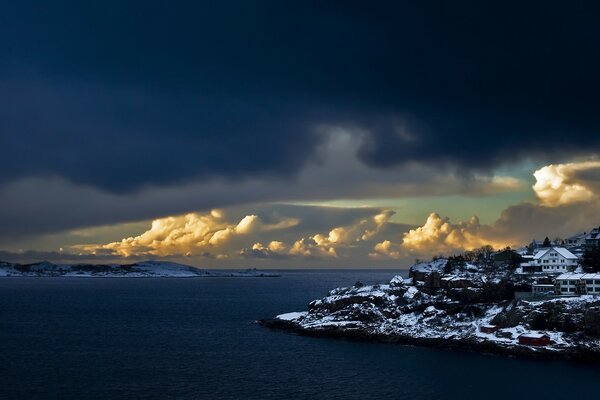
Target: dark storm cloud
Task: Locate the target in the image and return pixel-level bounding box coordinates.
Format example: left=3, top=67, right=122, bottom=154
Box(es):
left=1, top=1, right=599, bottom=192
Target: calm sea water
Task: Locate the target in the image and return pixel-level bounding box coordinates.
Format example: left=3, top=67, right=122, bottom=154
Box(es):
left=1, top=270, right=600, bottom=400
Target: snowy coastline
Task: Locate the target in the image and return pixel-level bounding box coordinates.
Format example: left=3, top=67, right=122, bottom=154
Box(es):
left=0, top=260, right=279, bottom=278
left=262, top=260, right=600, bottom=361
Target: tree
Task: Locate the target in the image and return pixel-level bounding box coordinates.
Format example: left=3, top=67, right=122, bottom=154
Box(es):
left=542, top=237, right=551, bottom=247
left=582, top=247, right=600, bottom=273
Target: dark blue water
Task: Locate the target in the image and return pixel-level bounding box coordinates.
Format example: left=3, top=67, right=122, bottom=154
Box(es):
left=1, top=270, right=600, bottom=400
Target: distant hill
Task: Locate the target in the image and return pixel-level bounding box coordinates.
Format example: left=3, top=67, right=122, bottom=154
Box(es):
left=0, top=260, right=279, bottom=278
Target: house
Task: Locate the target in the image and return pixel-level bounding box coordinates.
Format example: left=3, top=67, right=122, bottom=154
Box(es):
left=520, top=246, right=578, bottom=274
left=491, top=249, right=522, bottom=267
left=555, top=273, right=600, bottom=295
left=563, top=232, right=587, bottom=247
left=531, top=284, right=554, bottom=295
left=585, top=227, right=600, bottom=248
left=518, top=333, right=551, bottom=346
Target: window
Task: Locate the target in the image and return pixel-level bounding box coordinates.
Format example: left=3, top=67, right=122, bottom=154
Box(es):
left=562, top=280, right=568, bottom=285
left=561, top=288, right=568, bottom=292
left=587, top=280, right=594, bottom=284
left=569, top=288, right=575, bottom=292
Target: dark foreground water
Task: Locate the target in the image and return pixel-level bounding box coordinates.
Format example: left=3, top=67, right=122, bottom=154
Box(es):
left=1, top=270, right=600, bottom=400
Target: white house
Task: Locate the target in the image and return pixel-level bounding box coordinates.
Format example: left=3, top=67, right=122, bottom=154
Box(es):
left=555, top=273, right=600, bottom=295
left=520, top=246, right=578, bottom=274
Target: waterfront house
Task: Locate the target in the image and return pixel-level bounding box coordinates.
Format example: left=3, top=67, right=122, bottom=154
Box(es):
left=518, top=333, right=551, bottom=346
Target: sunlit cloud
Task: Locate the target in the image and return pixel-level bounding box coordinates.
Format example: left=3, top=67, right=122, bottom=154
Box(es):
left=533, top=160, right=600, bottom=206
left=372, top=212, right=509, bottom=259
left=240, top=210, right=395, bottom=259
left=401, top=213, right=499, bottom=253
left=76, top=211, right=299, bottom=258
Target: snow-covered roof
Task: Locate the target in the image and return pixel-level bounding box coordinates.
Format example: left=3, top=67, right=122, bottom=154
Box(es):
left=585, top=228, right=600, bottom=240
left=519, top=333, right=548, bottom=339
left=553, top=247, right=578, bottom=259
left=556, top=273, right=600, bottom=280
left=532, top=246, right=577, bottom=260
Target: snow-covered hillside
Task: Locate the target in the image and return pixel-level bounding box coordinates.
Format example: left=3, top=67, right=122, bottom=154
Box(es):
left=0, top=260, right=279, bottom=278
left=262, top=259, right=600, bottom=361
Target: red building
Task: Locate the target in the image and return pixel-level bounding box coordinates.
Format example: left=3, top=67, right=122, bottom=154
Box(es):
left=518, top=333, right=551, bottom=346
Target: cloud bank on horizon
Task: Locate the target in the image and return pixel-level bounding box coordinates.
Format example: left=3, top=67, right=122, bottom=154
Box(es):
left=1, top=1, right=599, bottom=266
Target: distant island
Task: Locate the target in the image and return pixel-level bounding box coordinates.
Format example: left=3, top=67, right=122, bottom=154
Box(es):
left=261, top=226, right=600, bottom=361
left=0, top=260, right=279, bottom=278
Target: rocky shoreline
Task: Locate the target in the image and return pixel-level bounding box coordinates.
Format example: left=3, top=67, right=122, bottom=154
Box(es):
left=261, top=259, right=600, bottom=362
left=259, top=318, right=600, bottom=362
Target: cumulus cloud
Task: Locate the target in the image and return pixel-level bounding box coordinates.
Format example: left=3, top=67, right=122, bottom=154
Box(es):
left=239, top=241, right=290, bottom=259
left=240, top=210, right=395, bottom=260
left=372, top=213, right=506, bottom=259
left=401, top=213, right=501, bottom=253
left=369, top=240, right=403, bottom=259
left=77, top=211, right=298, bottom=258
left=533, top=160, right=600, bottom=206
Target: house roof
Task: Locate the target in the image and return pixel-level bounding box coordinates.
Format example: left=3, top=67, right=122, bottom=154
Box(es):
left=554, top=247, right=578, bottom=259
left=532, top=246, right=577, bottom=260
left=565, top=232, right=587, bottom=240
left=585, top=227, right=600, bottom=239
left=556, top=273, right=600, bottom=280
left=519, top=333, right=549, bottom=339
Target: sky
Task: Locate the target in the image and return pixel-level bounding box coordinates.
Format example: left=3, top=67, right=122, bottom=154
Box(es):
left=1, top=1, right=599, bottom=268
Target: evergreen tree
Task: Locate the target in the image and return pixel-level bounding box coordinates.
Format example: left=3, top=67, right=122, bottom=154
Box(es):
left=542, top=237, right=551, bottom=247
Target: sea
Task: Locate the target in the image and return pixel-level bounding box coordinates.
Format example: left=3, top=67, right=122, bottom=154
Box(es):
left=1, top=270, right=600, bottom=400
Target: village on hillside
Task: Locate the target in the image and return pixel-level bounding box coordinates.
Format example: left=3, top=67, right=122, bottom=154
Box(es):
left=266, top=224, right=600, bottom=357
left=490, top=225, right=600, bottom=297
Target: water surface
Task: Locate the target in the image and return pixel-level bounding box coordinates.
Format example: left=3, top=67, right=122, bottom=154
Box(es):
left=1, top=270, right=599, bottom=399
